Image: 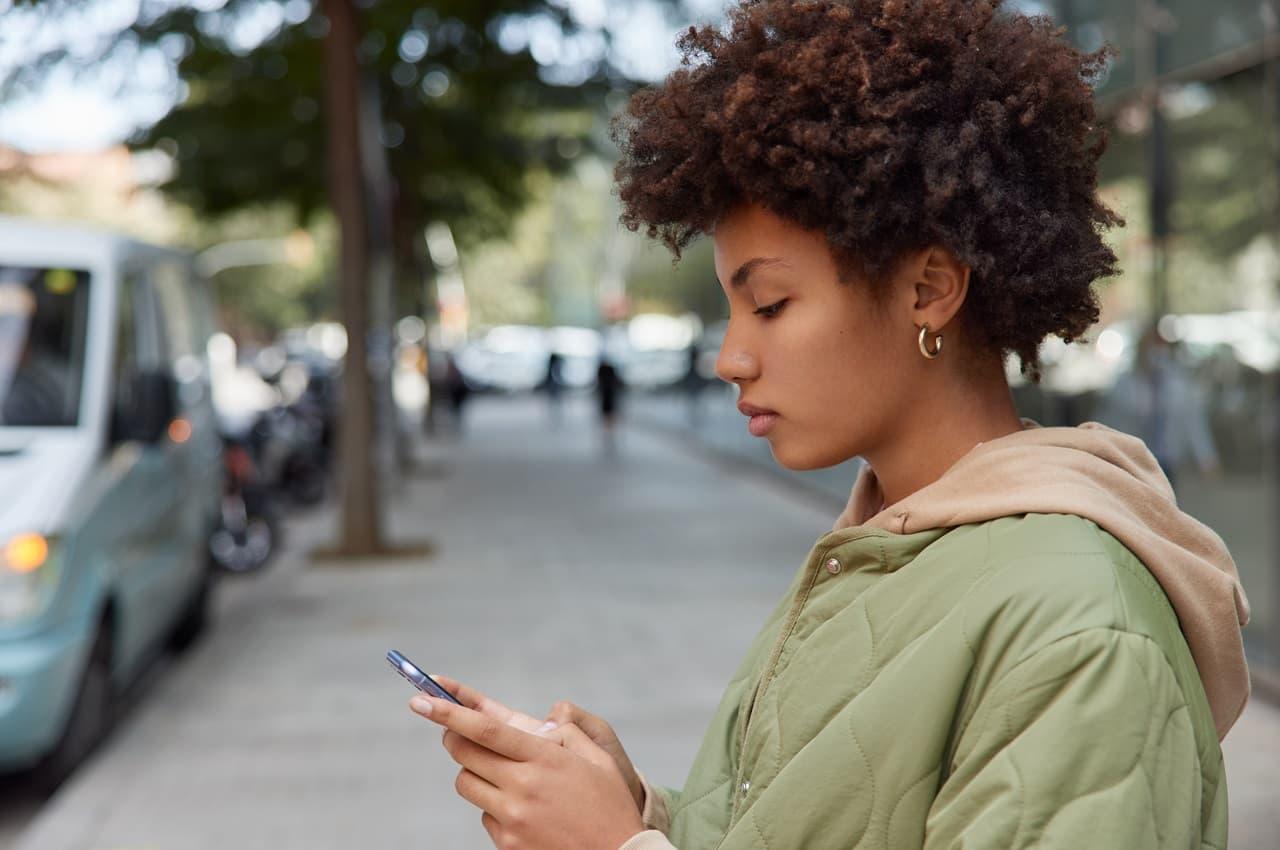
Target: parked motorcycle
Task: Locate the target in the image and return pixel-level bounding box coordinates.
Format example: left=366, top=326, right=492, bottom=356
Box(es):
left=209, top=424, right=280, bottom=574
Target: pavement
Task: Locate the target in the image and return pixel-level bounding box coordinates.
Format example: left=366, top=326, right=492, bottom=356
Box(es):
left=8, top=393, right=1280, bottom=850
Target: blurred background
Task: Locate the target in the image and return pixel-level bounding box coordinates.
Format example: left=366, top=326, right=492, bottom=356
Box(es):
left=0, top=0, right=1277, bottom=848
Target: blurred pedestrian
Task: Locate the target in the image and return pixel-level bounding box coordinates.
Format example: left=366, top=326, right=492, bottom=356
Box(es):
left=681, top=339, right=705, bottom=426
left=443, top=349, right=470, bottom=435
left=423, top=345, right=448, bottom=436
left=407, top=4, right=1247, bottom=850
left=1095, top=324, right=1221, bottom=488
left=542, top=350, right=565, bottom=427
left=596, top=355, right=623, bottom=452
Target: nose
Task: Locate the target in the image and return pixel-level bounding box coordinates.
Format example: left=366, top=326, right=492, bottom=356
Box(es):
left=715, top=324, right=760, bottom=385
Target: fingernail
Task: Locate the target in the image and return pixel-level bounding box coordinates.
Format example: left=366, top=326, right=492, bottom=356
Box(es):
left=536, top=721, right=558, bottom=735
left=411, top=696, right=433, bottom=716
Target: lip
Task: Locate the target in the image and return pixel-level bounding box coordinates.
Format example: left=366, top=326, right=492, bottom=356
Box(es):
left=737, top=401, right=777, bottom=417
left=738, top=401, right=780, bottom=437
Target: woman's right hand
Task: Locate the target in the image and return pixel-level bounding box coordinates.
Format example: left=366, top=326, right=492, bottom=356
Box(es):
left=543, top=700, right=645, bottom=814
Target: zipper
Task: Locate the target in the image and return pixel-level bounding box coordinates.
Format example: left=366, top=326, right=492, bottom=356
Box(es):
left=729, top=531, right=882, bottom=820
left=732, top=532, right=890, bottom=824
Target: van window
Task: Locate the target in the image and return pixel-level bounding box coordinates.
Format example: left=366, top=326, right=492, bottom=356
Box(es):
left=0, top=266, right=91, bottom=427
left=152, top=261, right=199, bottom=360
left=109, top=270, right=167, bottom=440
left=109, top=273, right=140, bottom=435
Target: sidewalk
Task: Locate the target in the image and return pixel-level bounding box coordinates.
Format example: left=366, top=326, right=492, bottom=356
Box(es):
left=13, top=395, right=1280, bottom=850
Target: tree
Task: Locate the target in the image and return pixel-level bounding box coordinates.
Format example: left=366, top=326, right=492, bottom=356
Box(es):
left=6, top=0, right=635, bottom=556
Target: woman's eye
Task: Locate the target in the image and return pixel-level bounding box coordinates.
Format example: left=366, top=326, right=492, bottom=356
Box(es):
left=753, top=298, right=789, bottom=319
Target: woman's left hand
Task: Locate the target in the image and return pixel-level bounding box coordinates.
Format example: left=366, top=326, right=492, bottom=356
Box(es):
left=410, top=694, right=646, bottom=850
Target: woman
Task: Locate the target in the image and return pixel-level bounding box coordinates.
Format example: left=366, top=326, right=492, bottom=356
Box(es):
left=409, top=2, right=1251, bottom=848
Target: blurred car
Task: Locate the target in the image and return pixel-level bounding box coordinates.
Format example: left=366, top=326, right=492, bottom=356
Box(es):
left=546, top=325, right=603, bottom=389
left=616, top=313, right=703, bottom=389
left=0, top=217, right=222, bottom=787
left=456, top=325, right=552, bottom=393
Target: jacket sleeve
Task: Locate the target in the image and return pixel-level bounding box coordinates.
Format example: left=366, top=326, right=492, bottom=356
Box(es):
left=616, top=772, right=679, bottom=850
left=635, top=770, right=674, bottom=833
left=924, top=627, right=1206, bottom=850
left=618, top=832, right=679, bottom=850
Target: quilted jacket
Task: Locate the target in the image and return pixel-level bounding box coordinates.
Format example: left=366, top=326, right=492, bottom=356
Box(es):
left=620, top=422, right=1247, bottom=850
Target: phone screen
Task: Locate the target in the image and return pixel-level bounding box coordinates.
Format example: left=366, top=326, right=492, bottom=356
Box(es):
left=386, top=649, right=463, bottom=704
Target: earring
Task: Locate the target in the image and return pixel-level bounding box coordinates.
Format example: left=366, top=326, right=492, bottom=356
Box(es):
left=918, top=324, right=943, bottom=360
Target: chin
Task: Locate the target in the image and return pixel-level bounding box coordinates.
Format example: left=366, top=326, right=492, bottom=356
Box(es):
left=767, top=438, right=854, bottom=472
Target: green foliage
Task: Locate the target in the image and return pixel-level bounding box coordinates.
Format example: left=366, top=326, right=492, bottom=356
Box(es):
left=1168, top=69, right=1275, bottom=265
left=5, top=0, right=626, bottom=261
left=3, top=0, right=667, bottom=338
left=1098, top=67, right=1279, bottom=314
left=626, top=237, right=722, bottom=321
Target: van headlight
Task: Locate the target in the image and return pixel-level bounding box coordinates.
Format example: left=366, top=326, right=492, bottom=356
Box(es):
left=0, top=533, right=61, bottom=624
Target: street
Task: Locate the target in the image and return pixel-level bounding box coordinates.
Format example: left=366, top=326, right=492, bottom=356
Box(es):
left=2, top=394, right=1277, bottom=849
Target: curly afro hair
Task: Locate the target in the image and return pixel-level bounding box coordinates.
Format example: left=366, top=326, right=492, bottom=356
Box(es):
left=612, top=0, right=1123, bottom=378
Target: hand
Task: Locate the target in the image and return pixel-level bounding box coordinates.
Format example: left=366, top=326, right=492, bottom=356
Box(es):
left=410, top=694, right=646, bottom=850
left=427, top=675, right=553, bottom=737
left=428, top=677, right=645, bottom=813
left=542, top=700, right=645, bottom=813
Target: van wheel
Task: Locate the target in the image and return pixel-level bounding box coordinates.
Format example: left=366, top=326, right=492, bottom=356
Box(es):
left=32, top=626, right=114, bottom=793
left=169, top=561, right=214, bottom=653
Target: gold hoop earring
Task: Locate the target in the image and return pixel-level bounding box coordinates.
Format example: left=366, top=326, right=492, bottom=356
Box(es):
left=918, top=324, right=943, bottom=360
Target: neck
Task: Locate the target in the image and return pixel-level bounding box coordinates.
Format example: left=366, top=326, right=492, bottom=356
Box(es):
left=864, top=358, right=1024, bottom=509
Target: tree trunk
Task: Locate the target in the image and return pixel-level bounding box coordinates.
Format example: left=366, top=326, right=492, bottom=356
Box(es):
left=324, top=0, right=383, bottom=555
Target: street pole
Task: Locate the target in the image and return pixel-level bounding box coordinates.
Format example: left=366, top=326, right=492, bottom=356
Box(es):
left=1139, top=0, right=1174, bottom=323
left=1266, top=0, right=1280, bottom=674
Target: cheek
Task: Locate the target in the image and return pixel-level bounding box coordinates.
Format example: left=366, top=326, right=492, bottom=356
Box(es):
left=794, top=320, right=907, bottom=435
left=777, top=313, right=895, bottom=402
left=763, top=309, right=905, bottom=469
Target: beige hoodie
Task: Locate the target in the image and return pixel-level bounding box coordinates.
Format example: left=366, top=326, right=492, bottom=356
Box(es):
left=833, top=419, right=1251, bottom=739
left=623, top=420, right=1251, bottom=850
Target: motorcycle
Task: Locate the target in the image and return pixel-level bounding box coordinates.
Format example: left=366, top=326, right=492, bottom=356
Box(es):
left=209, top=427, right=280, bottom=573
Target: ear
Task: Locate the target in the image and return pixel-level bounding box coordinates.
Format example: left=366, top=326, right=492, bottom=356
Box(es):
left=908, top=246, right=970, bottom=332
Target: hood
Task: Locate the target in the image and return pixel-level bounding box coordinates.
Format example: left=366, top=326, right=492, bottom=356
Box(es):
left=0, top=430, right=95, bottom=536
left=834, top=419, right=1250, bottom=740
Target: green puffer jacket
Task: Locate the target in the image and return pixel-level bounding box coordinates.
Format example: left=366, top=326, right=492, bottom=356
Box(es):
left=655, top=516, right=1223, bottom=849
left=621, top=424, right=1248, bottom=850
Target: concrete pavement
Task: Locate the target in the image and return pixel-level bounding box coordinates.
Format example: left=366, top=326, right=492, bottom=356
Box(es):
left=10, top=394, right=1279, bottom=850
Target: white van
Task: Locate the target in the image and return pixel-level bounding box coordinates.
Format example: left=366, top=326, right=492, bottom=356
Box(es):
left=0, top=217, right=222, bottom=786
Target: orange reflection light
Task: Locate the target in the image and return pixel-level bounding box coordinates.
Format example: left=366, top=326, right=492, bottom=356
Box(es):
left=4, top=534, right=48, bottom=573
left=169, top=418, right=193, bottom=444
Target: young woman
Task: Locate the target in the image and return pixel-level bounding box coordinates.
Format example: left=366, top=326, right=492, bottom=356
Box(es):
left=409, top=2, right=1251, bottom=848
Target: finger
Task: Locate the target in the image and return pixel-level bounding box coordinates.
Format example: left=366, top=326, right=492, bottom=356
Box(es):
left=442, top=729, right=518, bottom=787
left=454, top=767, right=503, bottom=815
left=428, top=676, right=501, bottom=714
left=430, top=676, right=544, bottom=733
left=481, top=812, right=503, bottom=846
left=545, top=699, right=586, bottom=726
left=412, top=696, right=544, bottom=762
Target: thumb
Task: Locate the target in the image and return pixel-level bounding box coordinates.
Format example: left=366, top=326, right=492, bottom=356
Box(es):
left=547, top=722, right=613, bottom=768
left=545, top=701, right=612, bottom=742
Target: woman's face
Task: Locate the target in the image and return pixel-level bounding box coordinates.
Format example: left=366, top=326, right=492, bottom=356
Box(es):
left=712, top=204, right=915, bottom=470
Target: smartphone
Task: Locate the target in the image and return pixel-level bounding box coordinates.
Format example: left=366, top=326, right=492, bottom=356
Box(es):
left=386, top=649, right=463, bottom=704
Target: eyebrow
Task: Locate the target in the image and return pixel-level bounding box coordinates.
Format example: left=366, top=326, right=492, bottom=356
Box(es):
left=730, top=257, right=790, bottom=288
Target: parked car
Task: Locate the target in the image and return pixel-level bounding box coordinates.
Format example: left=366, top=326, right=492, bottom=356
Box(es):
left=0, top=217, right=223, bottom=788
